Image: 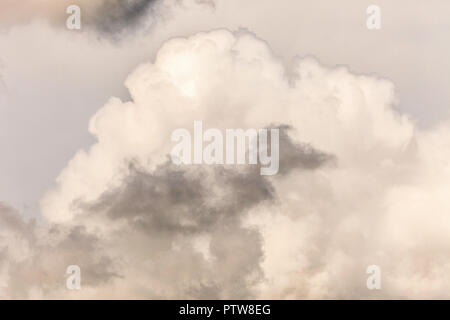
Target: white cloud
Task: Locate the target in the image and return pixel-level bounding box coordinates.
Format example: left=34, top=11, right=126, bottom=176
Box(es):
left=4, top=29, right=439, bottom=298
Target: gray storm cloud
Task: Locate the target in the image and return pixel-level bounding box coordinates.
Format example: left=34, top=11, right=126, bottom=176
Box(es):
left=2, top=28, right=450, bottom=299
left=90, top=0, right=157, bottom=35
left=0, top=125, right=332, bottom=299
left=0, top=0, right=215, bottom=36
left=0, top=0, right=166, bottom=35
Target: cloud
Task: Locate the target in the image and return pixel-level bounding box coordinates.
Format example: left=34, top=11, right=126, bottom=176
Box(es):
left=0, top=0, right=213, bottom=37
left=74, top=130, right=332, bottom=298
left=2, top=28, right=450, bottom=299
left=0, top=0, right=163, bottom=37
left=274, top=124, right=335, bottom=175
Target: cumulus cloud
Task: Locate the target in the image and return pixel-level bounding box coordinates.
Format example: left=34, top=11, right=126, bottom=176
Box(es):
left=1, top=29, right=450, bottom=299
left=89, top=0, right=158, bottom=36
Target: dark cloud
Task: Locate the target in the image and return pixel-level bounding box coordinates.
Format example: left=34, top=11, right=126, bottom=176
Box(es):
left=81, top=163, right=269, bottom=297
left=0, top=0, right=162, bottom=37
left=74, top=125, right=333, bottom=297
left=271, top=124, right=336, bottom=175
left=85, top=0, right=158, bottom=36
left=87, top=125, right=333, bottom=230
left=82, top=0, right=215, bottom=37
left=81, top=0, right=218, bottom=37
left=87, top=160, right=275, bottom=234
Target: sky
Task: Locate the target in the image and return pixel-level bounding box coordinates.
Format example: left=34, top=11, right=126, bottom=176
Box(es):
left=0, top=0, right=449, bottom=299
